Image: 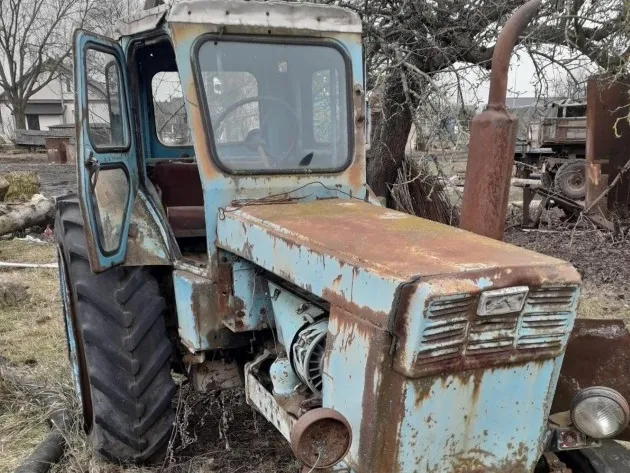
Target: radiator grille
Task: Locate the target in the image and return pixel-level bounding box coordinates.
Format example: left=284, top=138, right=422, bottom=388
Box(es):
left=413, top=286, right=577, bottom=373
left=525, top=287, right=575, bottom=312
left=517, top=287, right=575, bottom=350
left=467, top=314, right=518, bottom=356
left=417, top=296, right=474, bottom=365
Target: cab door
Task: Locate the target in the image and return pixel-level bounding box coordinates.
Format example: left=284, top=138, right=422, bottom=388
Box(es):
left=74, top=30, right=138, bottom=272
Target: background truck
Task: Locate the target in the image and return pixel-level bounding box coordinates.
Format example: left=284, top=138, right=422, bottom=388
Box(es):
left=56, top=1, right=630, bottom=472
left=516, top=99, right=587, bottom=201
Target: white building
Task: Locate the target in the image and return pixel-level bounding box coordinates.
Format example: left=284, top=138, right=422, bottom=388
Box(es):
left=0, top=71, right=75, bottom=139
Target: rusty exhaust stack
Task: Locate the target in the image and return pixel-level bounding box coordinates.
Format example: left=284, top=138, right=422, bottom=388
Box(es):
left=459, top=0, right=541, bottom=240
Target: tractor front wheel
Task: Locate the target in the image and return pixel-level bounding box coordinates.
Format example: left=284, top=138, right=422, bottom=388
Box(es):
left=55, top=195, right=175, bottom=464
left=557, top=440, right=630, bottom=473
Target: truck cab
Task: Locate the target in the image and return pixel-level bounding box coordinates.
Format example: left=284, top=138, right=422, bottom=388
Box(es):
left=56, top=1, right=630, bottom=472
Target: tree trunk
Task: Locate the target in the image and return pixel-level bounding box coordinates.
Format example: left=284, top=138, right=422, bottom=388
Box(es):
left=366, top=72, right=413, bottom=202
left=13, top=106, right=27, bottom=130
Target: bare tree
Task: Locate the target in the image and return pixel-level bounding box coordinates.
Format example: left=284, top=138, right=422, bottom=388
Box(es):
left=0, top=0, right=141, bottom=132
left=0, top=0, right=102, bottom=130
left=320, top=0, right=629, bottom=204
left=95, top=0, right=144, bottom=38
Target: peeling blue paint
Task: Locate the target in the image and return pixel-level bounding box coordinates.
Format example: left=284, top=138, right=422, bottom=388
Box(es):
left=476, top=276, right=494, bottom=289
left=228, top=258, right=275, bottom=331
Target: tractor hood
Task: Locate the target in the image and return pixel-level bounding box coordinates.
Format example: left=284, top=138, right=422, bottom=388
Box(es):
left=217, top=199, right=583, bottom=473
left=216, top=198, right=580, bottom=328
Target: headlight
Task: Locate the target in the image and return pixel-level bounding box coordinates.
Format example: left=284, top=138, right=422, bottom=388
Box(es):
left=571, top=387, right=630, bottom=438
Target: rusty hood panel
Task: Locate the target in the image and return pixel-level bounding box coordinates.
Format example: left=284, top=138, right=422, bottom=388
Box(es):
left=216, top=199, right=580, bottom=326
left=217, top=199, right=575, bottom=279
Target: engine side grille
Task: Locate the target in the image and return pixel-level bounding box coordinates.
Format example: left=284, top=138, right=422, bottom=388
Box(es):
left=412, top=286, right=577, bottom=375
left=517, top=286, right=576, bottom=350
left=416, top=296, right=474, bottom=365
left=525, top=286, right=575, bottom=312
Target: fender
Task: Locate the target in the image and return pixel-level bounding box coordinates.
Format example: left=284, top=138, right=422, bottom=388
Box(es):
left=553, top=319, right=630, bottom=441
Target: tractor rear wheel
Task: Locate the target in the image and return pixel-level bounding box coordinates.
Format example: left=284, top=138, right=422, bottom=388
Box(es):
left=55, top=195, right=175, bottom=464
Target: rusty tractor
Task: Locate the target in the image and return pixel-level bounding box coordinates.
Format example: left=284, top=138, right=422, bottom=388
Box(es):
left=56, top=0, right=630, bottom=471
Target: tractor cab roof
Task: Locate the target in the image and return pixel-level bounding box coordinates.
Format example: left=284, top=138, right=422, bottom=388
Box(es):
left=114, top=0, right=362, bottom=38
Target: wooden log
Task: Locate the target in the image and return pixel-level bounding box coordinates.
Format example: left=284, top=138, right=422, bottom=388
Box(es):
left=0, top=194, right=54, bottom=236
left=511, top=178, right=542, bottom=188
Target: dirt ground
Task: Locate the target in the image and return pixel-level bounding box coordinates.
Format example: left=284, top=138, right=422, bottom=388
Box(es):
left=1, top=149, right=629, bottom=472
left=0, top=151, right=76, bottom=199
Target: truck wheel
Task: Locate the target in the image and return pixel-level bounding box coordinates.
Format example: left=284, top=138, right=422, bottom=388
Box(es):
left=555, top=161, right=586, bottom=200
left=55, top=195, right=175, bottom=464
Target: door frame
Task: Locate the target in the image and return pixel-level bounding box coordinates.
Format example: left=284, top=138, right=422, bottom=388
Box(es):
left=74, top=29, right=139, bottom=272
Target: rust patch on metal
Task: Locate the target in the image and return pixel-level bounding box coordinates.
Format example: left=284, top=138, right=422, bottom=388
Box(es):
left=347, top=83, right=367, bottom=191
left=552, top=318, right=630, bottom=441
left=323, top=288, right=389, bottom=328
left=229, top=199, right=578, bottom=281
left=215, top=254, right=234, bottom=317
left=336, top=309, right=405, bottom=472
left=443, top=451, right=530, bottom=473
left=290, top=408, right=352, bottom=469
left=325, top=307, right=403, bottom=472
left=460, top=108, right=518, bottom=240
left=585, top=75, right=630, bottom=217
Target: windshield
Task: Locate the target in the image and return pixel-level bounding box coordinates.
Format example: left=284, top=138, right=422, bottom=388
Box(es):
left=196, top=39, right=351, bottom=173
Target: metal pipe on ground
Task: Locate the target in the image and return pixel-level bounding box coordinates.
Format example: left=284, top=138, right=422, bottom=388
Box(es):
left=459, top=0, right=541, bottom=240
left=1, top=361, right=69, bottom=473
left=13, top=410, right=69, bottom=473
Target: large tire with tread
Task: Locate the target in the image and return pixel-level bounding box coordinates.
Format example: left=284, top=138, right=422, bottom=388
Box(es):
left=555, top=160, right=586, bottom=200
left=55, top=195, right=175, bottom=464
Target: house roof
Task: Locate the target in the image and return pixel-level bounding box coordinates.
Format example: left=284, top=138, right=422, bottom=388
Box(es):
left=505, top=96, right=564, bottom=109
left=25, top=103, right=63, bottom=115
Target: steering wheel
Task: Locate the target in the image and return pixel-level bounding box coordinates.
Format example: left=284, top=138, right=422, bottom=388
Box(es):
left=214, top=96, right=299, bottom=167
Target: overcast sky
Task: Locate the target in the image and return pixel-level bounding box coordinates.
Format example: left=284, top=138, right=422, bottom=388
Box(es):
left=460, top=47, right=593, bottom=108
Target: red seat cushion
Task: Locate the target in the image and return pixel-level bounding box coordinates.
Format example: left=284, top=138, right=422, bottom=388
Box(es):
left=150, top=162, right=204, bottom=207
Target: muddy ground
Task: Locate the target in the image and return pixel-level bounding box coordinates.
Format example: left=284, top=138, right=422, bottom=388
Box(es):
left=1, top=150, right=629, bottom=471
left=0, top=151, right=76, bottom=199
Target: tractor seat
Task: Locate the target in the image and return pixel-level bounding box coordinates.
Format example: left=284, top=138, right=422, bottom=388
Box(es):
left=167, top=206, right=206, bottom=238
left=149, top=162, right=206, bottom=237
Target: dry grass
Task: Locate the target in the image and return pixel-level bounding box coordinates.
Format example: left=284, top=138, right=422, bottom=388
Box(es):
left=0, top=238, right=57, bottom=264
left=0, top=239, right=67, bottom=473
left=0, top=241, right=65, bottom=383
left=578, top=291, right=630, bottom=326
left=0, top=377, right=53, bottom=473
left=4, top=172, right=41, bottom=201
